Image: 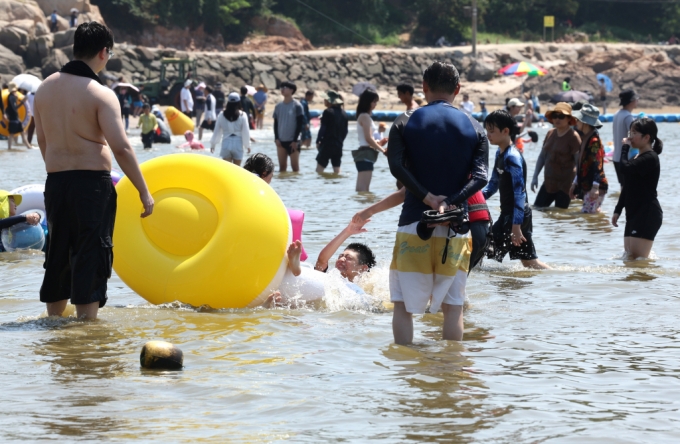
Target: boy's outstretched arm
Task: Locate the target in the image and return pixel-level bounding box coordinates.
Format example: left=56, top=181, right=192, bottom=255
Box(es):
left=353, top=188, right=405, bottom=223
left=315, top=219, right=370, bottom=272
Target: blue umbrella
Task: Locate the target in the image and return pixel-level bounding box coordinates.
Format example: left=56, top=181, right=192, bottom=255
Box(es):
left=596, top=73, right=613, bottom=92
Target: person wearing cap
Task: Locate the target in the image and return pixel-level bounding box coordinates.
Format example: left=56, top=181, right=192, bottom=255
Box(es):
left=273, top=81, right=304, bottom=172
left=210, top=92, right=250, bottom=165
left=531, top=102, right=581, bottom=209
left=315, top=90, right=348, bottom=174
left=506, top=97, right=524, bottom=118
left=180, top=79, right=194, bottom=117
left=194, top=82, right=206, bottom=129
left=5, top=82, right=32, bottom=150
left=612, top=90, right=639, bottom=186
left=33, top=22, right=153, bottom=320
left=212, top=83, right=225, bottom=115
left=570, top=104, right=608, bottom=213
left=253, top=84, right=267, bottom=129
left=0, top=191, right=41, bottom=252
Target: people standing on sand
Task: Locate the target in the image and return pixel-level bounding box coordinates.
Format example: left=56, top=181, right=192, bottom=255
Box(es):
left=253, top=84, right=267, bottom=129
left=483, top=110, right=549, bottom=269
left=180, top=79, right=193, bottom=118
left=316, top=90, right=348, bottom=174
left=562, top=77, right=572, bottom=91
left=461, top=93, right=474, bottom=114
left=598, top=78, right=607, bottom=115
left=612, top=117, right=663, bottom=259
left=531, top=102, right=581, bottom=209
left=5, top=83, right=32, bottom=150
left=273, top=81, right=304, bottom=172
left=50, top=10, right=58, bottom=33
left=193, top=82, right=206, bottom=129
left=387, top=61, right=489, bottom=344
left=240, top=86, right=256, bottom=129
left=612, top=90, right=638, bottom=186
left=34, top=22, right=154, bottom=320
left=570, top=104, right=608, bottom=213
left=198, top=86, right=216, bottom=141
left=211, top=92, right=250, bottom=165
left=396, top=83, right=419, bottom=111
left=300, top=90, right=314, bottom=148
left=353, top=89, right=387, bottom=192
left=213, top=83, right=225, bottom=114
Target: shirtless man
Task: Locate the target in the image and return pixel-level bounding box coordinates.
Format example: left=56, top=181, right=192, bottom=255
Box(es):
left=33, top=22, right=153, bottom=320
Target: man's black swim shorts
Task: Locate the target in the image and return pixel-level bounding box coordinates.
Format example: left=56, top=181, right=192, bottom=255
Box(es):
left=40, top=170, right=117, bottom=307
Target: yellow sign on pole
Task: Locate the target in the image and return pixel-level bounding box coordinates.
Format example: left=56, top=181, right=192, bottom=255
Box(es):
left=544, top=16, right=555, bottom=27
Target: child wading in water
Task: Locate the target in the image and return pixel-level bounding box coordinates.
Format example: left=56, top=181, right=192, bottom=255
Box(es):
left=483, top=110, right=550, bottom=269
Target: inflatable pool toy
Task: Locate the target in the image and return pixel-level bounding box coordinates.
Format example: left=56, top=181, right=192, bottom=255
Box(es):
left=278, top=265, right=326, bottom=303
left=140, top=341, right=183, bottom=370
left=10, top=184, right=44, bottom=214
left=165, top=106, right=194, bottom=135
left=1, top=210, right=45, bottom=251
left=154, top=119, right=172, bottom=143
left=287, top=209, right=308, bottom=262
left=0, top=90, right=26, bottom=137
left=113, top=154, right=291, bottom=309
left=111, top=170, right=124, bottom=186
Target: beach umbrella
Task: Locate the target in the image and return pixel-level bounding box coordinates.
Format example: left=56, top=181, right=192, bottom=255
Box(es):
left=245, top=84, right=257, bottom=96
left=498, top=61, right=548, bottom=77
left=596, top=73, right=613, bottom=92
left=551, top=90, right=590, bottom=104
left=352, top=82, right=376, bottom=97
left=11, top=74, right=41, bottom=93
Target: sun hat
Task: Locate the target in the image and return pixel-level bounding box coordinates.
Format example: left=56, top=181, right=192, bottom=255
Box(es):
left=545, top=102, right=576, bottom=125
left=321, top=90, right=343, bottom=105
left=619, top=89, right=639, bottom=106
left=184, top=79, right=192, bottom=87
left=507, top=98, right=524, bottom=108
left=195, top=82, right=206, bottom=89
left=572, top=103, right=603, bottom=128
left=0, top=190, right=22, bottom=219
left=227, top=92, right=240, bottom=103
left=7, top=82, right=17, bottom=93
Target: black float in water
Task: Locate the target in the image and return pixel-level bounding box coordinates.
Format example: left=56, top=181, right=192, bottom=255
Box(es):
left=140, top=341, right=184, bottom=370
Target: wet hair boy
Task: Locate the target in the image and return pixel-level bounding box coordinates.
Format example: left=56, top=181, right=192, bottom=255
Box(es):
left=482, top=110, right=549, bottom=269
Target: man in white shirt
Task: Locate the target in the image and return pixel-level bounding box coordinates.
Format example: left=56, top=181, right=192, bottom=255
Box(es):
left=612, top=89, right=638, bottom=186
left=180, top=79, right=193, bottom=117
left=461, top=93, right=474, bottom=114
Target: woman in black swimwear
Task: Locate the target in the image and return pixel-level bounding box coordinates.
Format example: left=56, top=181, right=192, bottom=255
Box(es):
left=611, top=117, right=663, bottom=259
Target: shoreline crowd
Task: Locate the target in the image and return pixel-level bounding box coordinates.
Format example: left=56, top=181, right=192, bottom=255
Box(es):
left=0, top=22, right=665, bottom=346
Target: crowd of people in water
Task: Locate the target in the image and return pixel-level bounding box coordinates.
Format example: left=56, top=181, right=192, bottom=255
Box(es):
left=0, top=22, right=665, bottom=344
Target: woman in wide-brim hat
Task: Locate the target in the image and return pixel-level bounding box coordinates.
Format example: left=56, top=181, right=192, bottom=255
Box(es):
left=531, top=102, right=582, bottom=209
left=570, top=103, right=608, bottom=213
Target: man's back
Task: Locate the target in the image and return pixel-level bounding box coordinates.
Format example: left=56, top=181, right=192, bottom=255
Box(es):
left=321, top=106, right=348, bottom=144
left=400, top=101, right=479, bottom=225
left=35, top=72, right=114, bottom=173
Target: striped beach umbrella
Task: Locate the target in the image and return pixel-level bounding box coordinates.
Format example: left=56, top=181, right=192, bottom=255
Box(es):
left=498, top=61, right=548, bottom=77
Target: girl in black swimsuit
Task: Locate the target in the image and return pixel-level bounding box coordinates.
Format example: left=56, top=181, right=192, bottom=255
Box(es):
left=611, top=117, right=663, bottom=259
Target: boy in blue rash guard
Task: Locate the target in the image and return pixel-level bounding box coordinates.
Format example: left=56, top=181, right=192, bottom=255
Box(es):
left=388, top=61, right=489, bottom=344
left=483, top=110, right=549, bottom=269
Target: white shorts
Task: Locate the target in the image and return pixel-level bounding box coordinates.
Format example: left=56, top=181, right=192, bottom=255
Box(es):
left=389, top=222, right=471, bottom=314
left=220, top=135, right=243, bottom=161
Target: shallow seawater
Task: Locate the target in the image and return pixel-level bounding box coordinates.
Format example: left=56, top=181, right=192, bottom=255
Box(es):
left=1, top=119, right=680, bottom=442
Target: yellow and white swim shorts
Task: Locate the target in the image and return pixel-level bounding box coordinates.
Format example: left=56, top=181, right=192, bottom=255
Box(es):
left=389, top=222, right=471, bottom=314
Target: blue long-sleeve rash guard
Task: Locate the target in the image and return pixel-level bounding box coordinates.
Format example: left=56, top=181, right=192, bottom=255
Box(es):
left=483, top=145, right=527, bottom=225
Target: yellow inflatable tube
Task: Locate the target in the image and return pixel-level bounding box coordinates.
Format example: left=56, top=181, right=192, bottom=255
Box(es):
left=0, top=90, right=26, bottom=137
left=113, top=154, right=291, bottom=309
left=165, top=106, right=194, bottom=135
